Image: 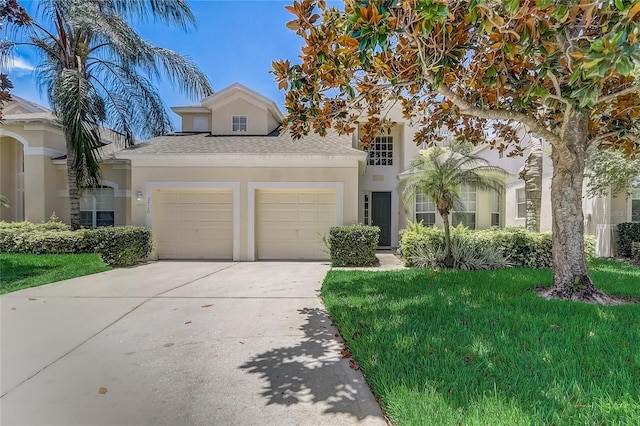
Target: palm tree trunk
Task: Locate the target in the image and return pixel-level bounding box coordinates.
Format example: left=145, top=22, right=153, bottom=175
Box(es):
left=441, top=211, right=453, bottom=267
left=65, top=132, right=81, bottom=230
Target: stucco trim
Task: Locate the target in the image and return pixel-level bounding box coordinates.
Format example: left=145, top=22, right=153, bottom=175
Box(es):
left=24, top=147, right=66, bottom=157
left=144, top=181, right=241, bottom=261
left=0, top=129, right=31, bottom=148
left=247, top=181, right=345, bottom=261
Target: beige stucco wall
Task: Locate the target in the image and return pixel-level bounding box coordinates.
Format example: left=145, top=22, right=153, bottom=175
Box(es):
left=210, top=98, right=271, bottom=135
left=1, top=122, right=67, bottom=223
left=0, top=137, right=22, bottom=221
left=179, top=113, right=211, bottom=132
left=129, top=163, right=360, bottom=261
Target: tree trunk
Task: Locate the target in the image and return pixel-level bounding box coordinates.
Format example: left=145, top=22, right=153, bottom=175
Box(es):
left=519, top=137, right=543, bottom=232
left=541, top=112, right=610, bottom=303
left=66, top=133, right=81, bottom=230
left=441, top=211, right=453, bottom=267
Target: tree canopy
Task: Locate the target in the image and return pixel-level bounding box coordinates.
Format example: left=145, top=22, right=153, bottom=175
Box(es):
left=274, top=0, right=640, bottom=302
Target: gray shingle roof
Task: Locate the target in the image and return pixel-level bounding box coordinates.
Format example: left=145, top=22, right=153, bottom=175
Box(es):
left=117, top=131, right=364, bottom=157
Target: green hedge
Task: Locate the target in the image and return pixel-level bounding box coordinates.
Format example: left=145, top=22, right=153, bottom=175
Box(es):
left=0, top=219, right=152, bottom=267
left=632, top=242, right=640, bottom=262
left=399, top=222, right=595, bottom=269
left=616, top=222, right=640, bottom=257
left=328, top=224, right=379, bottom=267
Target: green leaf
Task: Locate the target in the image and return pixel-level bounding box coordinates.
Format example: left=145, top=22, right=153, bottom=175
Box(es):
left=568, top=67, right=581, bottom=85
left=520, top=25, right=530, bottom=44
left=616, top=56, right=634, bottom=76
left=551, top=4, right=569, bottom=21
left=504, top=0, right=520, bottom=14
left=615, top=0, right=625, bottom=11
left=591, top=39, right=605, bottom=52
left=536, top=0, right=553, bottom=9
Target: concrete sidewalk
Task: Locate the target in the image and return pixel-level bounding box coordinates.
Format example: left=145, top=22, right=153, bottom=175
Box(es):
left=1, top=262, right=387, bottom=426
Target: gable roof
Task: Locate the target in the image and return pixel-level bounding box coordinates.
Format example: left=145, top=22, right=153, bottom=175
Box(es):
left=170, top=82, right=284, bottom=123
left=3, top=96, right=58, bottom=124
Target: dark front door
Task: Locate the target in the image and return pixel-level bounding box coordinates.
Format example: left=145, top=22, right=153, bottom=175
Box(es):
left=371, top=192, right=392, bottom=246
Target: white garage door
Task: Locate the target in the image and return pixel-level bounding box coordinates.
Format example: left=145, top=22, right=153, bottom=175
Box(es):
left=155, top=189, right=233, bottom=259
left=256, top=189, right=336, bottom=260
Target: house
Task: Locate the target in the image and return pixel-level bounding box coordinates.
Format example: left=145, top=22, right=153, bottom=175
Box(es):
left=0, top=97, right=129, bottom=227
left=1, top=83, right=637, bottom=260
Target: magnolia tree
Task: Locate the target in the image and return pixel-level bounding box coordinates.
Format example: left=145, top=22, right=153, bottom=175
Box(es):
left=273, top=0, right=640, bottom=303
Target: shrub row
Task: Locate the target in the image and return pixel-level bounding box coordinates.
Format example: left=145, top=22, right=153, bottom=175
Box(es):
left=0, top=218, right=152, bottom=267
left=328, top=224, right=379, bottom=267
left=399, top=222, right=595, bottom=269
left=616, top=222, right=640, bottom=257
left=632, top=242, right=640, bottom=262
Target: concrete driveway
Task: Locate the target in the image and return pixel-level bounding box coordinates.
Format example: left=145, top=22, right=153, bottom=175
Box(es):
left=0, top=262, right=387, bottom=426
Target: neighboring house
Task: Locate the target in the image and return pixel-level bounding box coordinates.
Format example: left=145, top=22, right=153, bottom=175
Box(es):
left=1, top=83, right=637, bottom=260
left=0, top=97, right=128, bottom=227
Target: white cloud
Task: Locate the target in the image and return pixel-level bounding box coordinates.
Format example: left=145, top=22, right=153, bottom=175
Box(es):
left=4, top=56, right=35, bottom=72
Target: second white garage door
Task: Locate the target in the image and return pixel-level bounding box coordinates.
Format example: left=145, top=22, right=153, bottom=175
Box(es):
left=154, top=189, right=234, bottom=259
left=256, top=189, right=336, bottom=260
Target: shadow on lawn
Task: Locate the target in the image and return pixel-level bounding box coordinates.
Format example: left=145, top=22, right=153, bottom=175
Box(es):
left=0, top=257, right=50, bottom=283
left=239, top=307, right=381, bottom=420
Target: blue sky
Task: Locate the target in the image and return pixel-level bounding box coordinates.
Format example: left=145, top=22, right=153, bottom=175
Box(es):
left=8, top=0, right=336, bottom=128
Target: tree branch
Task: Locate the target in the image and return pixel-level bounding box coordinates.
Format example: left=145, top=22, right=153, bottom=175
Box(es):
left=596, top=84, right=640, bottom=105
left=421, top=69, right=563, bottom=146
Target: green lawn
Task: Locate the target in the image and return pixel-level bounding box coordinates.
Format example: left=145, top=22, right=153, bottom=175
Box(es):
left=322, top=259, right=640, bottom=426
left=0, top=253, right=111, bottom=294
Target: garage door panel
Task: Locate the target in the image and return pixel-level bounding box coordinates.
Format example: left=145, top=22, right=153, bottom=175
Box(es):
left=256, top=189, right=336, bottom=260
left=155, top=189, right=233, bottom=260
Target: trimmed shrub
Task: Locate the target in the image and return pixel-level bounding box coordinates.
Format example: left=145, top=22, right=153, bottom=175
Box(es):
left=84, top=227, right=153, bottom=267
left=632, top=242, right=640, bottom=262
left=328, top=224, right=379, bottom=267
left=616, top=222, right=640, bottom=257
left=0, top=217, right=152, bottom=267
left=399, top=222, right=595, bottom=269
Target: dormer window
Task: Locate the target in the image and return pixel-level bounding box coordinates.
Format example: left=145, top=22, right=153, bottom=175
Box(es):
left=232, top=115, right=247, bottom=132
left=193, top=117, right=208, bottom=132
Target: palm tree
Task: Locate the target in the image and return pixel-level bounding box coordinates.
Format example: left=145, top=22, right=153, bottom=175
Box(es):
left=399, top=147, right=509, bottom=267
left=0, top=195, right=9, bottom=209
left=2, top=0, right=212, bottom=229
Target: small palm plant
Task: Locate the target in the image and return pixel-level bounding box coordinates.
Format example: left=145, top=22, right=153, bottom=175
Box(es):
left=399, top=147, right=509, bottom=267
left=0, top=195, right=9, bottom=208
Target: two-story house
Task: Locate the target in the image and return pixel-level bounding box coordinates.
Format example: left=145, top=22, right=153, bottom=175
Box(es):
left=2, top=83, right=637, bottom=260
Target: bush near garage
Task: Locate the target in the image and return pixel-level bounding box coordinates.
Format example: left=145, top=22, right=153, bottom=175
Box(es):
left=399, top=222, right=595, bottom=269
left=632, top=242, right=640, bottom=263
left=616, top=222, right=640, bottom=257
left=0, top=215, right=152, bottom=267
left=328, top=224, right=380, bottom=267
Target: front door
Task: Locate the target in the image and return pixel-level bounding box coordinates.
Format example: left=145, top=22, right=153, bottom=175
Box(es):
left=371, top=192, right=392, bottom=246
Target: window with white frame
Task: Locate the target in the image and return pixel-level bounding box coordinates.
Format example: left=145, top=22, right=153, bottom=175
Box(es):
left=365, top=136, right=393, bottom=166
left=80, top=186, right=114, bottom=227
left=516, top=188, right=526, bottom=219
left=232, top=115, right=247, bottom=132
left=415, top=193, right=436, bottom=226
left=193, top=116, right=208, bottom=132
left=631, top=176, right=640, bottom=222
left=491, top=190, right=501, bottom=227
left=452, top=185, right=476, bottom=229
left=363, top=194, right=370, bottom=225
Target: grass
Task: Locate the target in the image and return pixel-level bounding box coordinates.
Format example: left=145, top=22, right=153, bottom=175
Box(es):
left=0, top=253, right=111, bottom=294
left=322, top=259, right=640, bottom=426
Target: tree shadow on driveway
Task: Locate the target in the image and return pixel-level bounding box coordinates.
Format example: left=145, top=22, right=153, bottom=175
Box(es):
left=239, top=307, right=383, bottom=421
